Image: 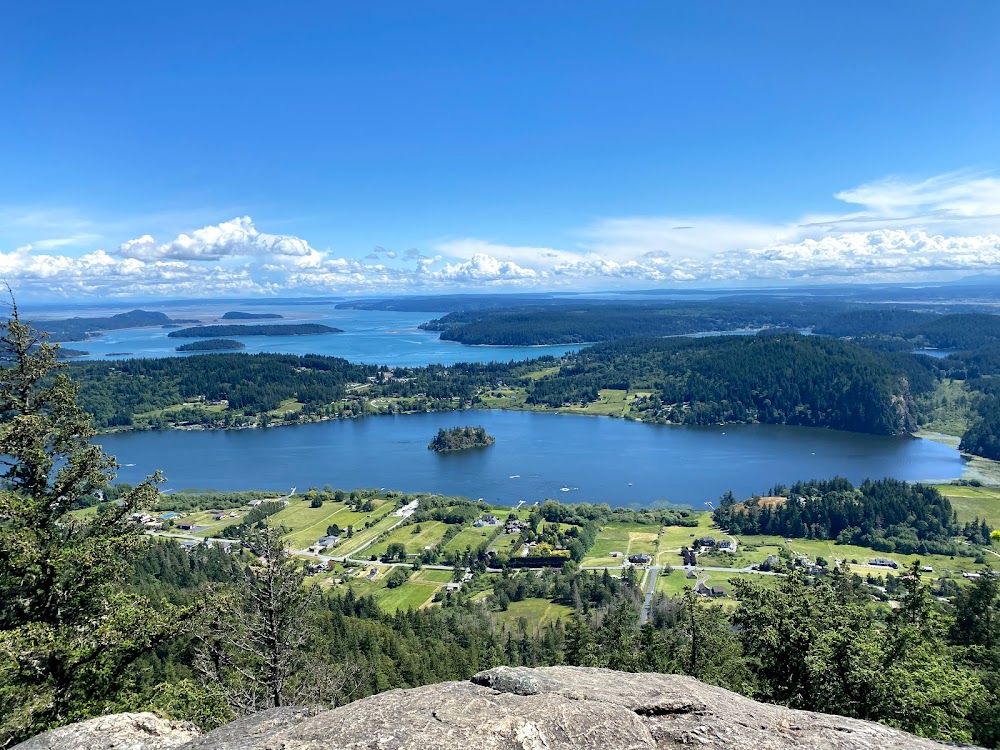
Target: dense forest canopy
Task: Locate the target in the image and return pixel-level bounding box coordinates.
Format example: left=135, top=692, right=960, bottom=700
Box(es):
left=524, top=334, right=924, bottom=435
left=66, top=333, right=925, bottom=436
left=713, top=477, right=987, bottom=555
left=428, top=426, right=495, bottom=452
left=175, top=338, right=246, bottom=352
left=416, top=298, right=1000, bottom=348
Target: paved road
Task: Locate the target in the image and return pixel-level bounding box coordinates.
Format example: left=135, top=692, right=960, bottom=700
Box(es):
left=639, top=565, right=660, bottom=625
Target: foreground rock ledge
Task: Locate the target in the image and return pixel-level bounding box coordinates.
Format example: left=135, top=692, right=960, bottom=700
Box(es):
left=15, top=666, right=975, bottom=750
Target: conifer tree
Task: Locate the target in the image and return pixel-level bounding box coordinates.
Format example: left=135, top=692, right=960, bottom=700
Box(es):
left=0, top=297, right=171, bottom=745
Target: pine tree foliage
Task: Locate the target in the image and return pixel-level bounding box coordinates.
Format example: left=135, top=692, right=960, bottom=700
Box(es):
left=0, top=297, right=171, bottom=746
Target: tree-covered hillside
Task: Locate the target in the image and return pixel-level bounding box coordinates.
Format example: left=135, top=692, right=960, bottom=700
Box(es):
left=525, top=334, right=924, bottom=435
left=68, top=333, right=927, bottom=436
left=421, top=301, right=834, bottom=346
left=713, top=477, right=986, bottom=555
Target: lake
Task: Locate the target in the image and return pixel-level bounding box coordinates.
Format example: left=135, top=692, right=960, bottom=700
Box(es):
left=41, top=303, right=580, bottom=367
left=97, top=411, right=966, bottom=508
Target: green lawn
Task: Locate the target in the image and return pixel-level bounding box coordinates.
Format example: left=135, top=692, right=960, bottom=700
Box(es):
left=442, top=525, right=498, bottom=554
left=654, top=567, right=781, bottom=600
left=935, top=484, right=1000, bottom=526
left=375, top=581, right=438, bottom=613
left=493, top=598, right=574, bottom=633
left=365, top=521, right=450, bottom=558
left=583, top=522, right=661, bottom=565
left=333, top=514, right=404, bottom=558
left=734, top=534, right=993, bottom=581
left=655, top=568, right=696, bottom=596
left=413, top=568, right=454, bottom=584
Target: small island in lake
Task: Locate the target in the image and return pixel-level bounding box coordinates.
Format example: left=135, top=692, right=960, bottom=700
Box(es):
left=175, top=338, right=247, bottom=352
left=428, top=426, right=496, bottom=452
left=167, top=323, right=342, bottom=338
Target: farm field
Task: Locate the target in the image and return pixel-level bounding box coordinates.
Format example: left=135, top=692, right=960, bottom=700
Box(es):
left=582, top=522, right=661, bottom=567
left=935, top=484, right=1000, bottom=526
left=273, top=498, right=392, bottom=549
left=442, top=525, right=498, bottom=554
left=733, top=535, right=993, bottom=581
left=365, top=521, right=449, bottom=559
left=414, top=568, right=454, bottom=584
left=492, top=598, right=574, bottom=633
left=333, top=514, right=404, bottom=558
left=375, top=581, right=438, bottom=613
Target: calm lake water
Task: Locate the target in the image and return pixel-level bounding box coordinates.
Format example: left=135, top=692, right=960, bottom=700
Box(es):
left=44, top=303, right=580, bottom=367
left=97, top=411, right=965, bottom=508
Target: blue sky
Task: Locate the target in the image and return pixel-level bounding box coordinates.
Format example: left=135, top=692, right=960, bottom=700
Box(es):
left=1, top=1, right=999, bottom=298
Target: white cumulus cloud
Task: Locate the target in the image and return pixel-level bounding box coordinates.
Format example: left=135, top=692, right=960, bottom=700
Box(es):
left=3, top=170, right=1000, bottom=298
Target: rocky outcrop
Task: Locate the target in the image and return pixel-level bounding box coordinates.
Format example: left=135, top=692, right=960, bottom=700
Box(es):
left=13, top=712, right=198, bottom=750
left=14, top=666, right=976, bottom=750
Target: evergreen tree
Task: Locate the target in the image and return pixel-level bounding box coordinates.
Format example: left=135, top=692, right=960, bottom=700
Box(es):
left=0, top=299, right=172, bottom=744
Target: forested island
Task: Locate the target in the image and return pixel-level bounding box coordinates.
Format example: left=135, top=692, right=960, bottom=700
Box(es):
left=221, top=311, right=284, bottom=320
left=175, top=338, right=247, bottom=352
left=29, top=309, right=198, bottom=342
left=167, top=323, right=342, bottom=337
left=429, top=426, right=495, bottom=452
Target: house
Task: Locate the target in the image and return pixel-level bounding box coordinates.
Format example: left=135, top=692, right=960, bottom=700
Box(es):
left=462, top=571, right=474, bottom=583
left=474, top=515, right=500, bottom=527
left=445, top=582, right=462, bottom=592
left=318, top=535, right=340, bottom=548
left=686, top=570, right=698, bottom=579
left=695, top=537, right=716, bottom=549
left=366, top=568, right=378, bottom=581
left=179, top=540, right=201, bottom=552
left=921, top=565, right=934, bottom=573
left=213, top=513, right=226, bottom=522
left=717, top=539, right=737, bottom=552
left=963, top=572, right=982, bottom=580
left=680, top=548, right=697, bottom=567
left=696, top=582, right=727, bottom=598
left=177, top=522, right=196, bottom=531
left=247, top=499, right=263, bottom=507
left=628, top=554, right=652, bottom=565
left=759, top=554, right=779, bottom=571
left=505, top=519, right=523, bottom=534
left=869, top=558, right=898, bottom=569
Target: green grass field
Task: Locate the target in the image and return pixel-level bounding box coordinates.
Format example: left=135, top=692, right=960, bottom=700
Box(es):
left=375, top=581, right=438, bottom=612
left=733, top=534, right=992, bottom=581
left=583, top=522, right=661, bottom=566
left=271, top=499, right=392, bottom=549
left=654, top=567, right=780, bottom=599
left=413, top=568, right=454, bottom=584
left=365, top=521, right=449, bottom=558
left=493, top=598, right=574, bottom=632
left=442, top=525, right=498, bottom=554
left=936, top=484, right=1000, bottom=526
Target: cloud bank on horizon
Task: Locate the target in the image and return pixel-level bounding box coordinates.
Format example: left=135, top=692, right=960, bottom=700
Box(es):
left=2, top=171, right=999, bottom=299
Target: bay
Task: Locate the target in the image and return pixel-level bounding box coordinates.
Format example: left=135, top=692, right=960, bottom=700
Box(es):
left=96, top=411, right=966, bottom=509
left=44, top=303, right=581, bottom=366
